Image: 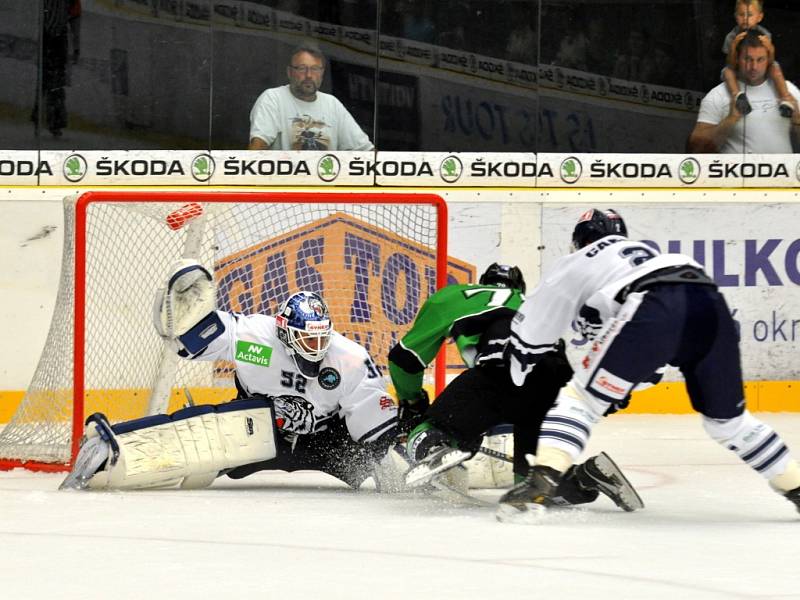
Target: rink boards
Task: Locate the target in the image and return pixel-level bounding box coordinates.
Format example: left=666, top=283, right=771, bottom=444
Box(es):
left=1, top=182, right=799, bottom=417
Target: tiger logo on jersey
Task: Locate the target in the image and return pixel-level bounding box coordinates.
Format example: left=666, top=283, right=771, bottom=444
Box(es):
left=273, top=394, right=316, bottom=434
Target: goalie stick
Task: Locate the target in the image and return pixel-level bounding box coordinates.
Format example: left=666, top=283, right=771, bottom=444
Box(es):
left=148, top=205, right=208, bottom=416
left=183, top=388, right=196, bottom=408
left=477, top=445, right=513, bottom=464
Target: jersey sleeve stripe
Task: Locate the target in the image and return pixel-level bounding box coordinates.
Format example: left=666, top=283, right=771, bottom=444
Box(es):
left=509, top=330, right=558, bottom=353
left=357, top=416, right=398, bottom=443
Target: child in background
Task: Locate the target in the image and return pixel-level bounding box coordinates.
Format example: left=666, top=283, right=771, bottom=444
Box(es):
left=722, top=0, right=793, bottom=117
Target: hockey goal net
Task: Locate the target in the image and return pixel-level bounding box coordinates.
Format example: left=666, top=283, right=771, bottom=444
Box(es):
left=0, top=190, right=448, bottom=471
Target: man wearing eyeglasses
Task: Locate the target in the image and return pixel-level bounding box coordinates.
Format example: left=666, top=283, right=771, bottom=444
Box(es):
left=248, top=43, right=374, bottom=151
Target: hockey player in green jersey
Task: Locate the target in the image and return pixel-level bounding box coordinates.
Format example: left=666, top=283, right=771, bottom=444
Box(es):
left=388, top=263, right=644, bottom=511
left=389, top=263, right=526, bottom=407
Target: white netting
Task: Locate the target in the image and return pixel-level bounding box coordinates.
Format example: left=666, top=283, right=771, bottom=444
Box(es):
left=0, top=193, right=443, bottom=467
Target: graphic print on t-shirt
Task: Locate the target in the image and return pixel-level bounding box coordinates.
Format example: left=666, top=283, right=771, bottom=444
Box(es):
left=291, top=115, right=331, bottom=150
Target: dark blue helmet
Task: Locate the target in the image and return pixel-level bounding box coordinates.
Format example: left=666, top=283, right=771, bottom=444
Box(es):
left=275, top=291, right=332, bottom=377
left=571, top=208, right=627, bottom=251
left=479, top=263, right=526, bottom=294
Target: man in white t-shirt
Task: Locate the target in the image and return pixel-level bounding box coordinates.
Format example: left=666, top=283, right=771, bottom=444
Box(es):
left=248, top=43, right=374, bottom=151
left=688, top=30, right=800, bottom=153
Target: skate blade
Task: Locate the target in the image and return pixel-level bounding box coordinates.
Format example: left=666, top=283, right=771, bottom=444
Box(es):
left=594, top=452, right=645, bottom=512
left=496, top=502, right=547, bottom=524
left=429, top=476, right=492, bottom=507
left=405, top=450, right=471, bottom=488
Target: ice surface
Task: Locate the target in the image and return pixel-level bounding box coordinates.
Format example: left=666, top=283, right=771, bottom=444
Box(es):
left=2, top=414, right=800, bottom=600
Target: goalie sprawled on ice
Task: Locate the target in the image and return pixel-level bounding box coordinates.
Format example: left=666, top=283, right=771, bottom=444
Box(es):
left=61, top=260, right=407, bottom=492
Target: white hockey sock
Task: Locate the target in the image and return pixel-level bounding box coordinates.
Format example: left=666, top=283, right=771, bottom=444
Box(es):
left=535, top=447, right=573, bottom=473
left=702, top=411, right=793, bottom=481
left=536, top=381, right=609, bottom=464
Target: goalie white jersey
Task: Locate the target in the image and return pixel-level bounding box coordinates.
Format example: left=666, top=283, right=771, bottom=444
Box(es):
left=509, top=235, right=701, bottom=386
left=185, top=311, right=397, bottom=444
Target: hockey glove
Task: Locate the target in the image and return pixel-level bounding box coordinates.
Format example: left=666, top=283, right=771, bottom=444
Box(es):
left=603, top=396, right=630, bottom=416
left=604, top=366, right=667, bottom=416
left=530, top=339, right=574, bottom=387
left=397, top=389, right=430, bottom=434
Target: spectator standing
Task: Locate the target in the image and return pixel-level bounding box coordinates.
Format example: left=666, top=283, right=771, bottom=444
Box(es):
left=720, top=0, right=793, bottom=117
left=583, top=19, right=611, bottom=76
left=400, top=0, right=436, bottom=44
left=651, top=41, right=684, bottom=88
left=68, top=0, right=81, bottom=64
left=33, top=0, right=73, bottom=138
left=553, top=27, right=588, bottom=71
left=506, top=3, right=537, bottom=65
left=688, top=30, right=800, bottom=153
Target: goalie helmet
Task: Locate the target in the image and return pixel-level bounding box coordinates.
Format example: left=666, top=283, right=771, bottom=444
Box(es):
left=571, top=208, right=628, bottom=251
left=479, top=263, right=526, bottom=294
left=275, top=291, right=332, bottom=378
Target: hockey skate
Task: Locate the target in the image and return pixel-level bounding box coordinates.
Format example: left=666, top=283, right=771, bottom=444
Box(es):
left=572, top=452, right=644, bottom=512
left=405, top=445, right=472, bottom=488
left=496, top=464, right=560, bottom=523
left=783, top=486, right=800, bottom=514
left=59, top=435, right=110, bottom=490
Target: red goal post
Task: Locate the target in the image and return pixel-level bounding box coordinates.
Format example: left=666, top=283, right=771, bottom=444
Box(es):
left=0, top=190, right=448, bottom=472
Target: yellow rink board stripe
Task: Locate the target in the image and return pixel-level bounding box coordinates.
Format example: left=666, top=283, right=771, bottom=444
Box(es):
left=2, top=381, right=800, bottom=423
left=605, top=380, right=800, bottom=414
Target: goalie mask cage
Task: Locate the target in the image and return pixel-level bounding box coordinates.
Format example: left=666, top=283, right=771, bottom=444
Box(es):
left=0, top=190, right=448, bottom=472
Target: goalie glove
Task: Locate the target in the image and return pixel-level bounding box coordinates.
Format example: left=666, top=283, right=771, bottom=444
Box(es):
left=153, top=259, right=225, bottom=355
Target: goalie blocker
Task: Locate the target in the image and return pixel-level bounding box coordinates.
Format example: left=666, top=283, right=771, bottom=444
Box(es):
left=60, top=397, right=278, bottom=490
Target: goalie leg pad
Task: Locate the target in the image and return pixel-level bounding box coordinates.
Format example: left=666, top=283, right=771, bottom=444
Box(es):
left=465, top=427, right=515, bottom=489
left=70, top=398, right=278, bottom=490
left=371, top=444, right=412, bottom=493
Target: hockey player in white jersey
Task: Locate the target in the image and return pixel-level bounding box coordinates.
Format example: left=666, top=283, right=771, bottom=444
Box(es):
left=498, top=208, right=800, bottom=520
left=61, top=261, right=401, bottom=491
